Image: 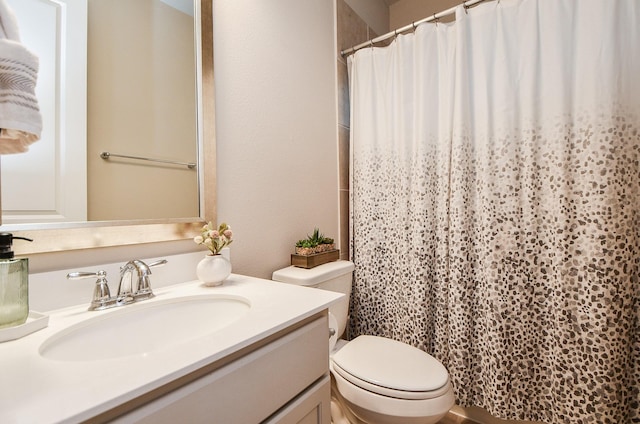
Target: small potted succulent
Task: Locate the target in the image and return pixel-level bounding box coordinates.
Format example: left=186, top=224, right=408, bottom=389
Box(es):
left=295, top=228, right=335, bottom=255
left=292, top=228, right=339, bottom=268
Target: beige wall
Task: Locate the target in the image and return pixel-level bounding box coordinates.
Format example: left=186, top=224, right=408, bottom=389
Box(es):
left=344, top=0, right=389, bottom=37
left=213, top=0, right=339, bottom=279
left=87, top=0, right=198, bottom=221
left=390, top=0, right=460, bottom=29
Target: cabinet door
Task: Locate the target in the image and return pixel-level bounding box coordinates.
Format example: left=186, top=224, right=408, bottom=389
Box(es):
left=112, top=315, right=329, bottom=424
left=264, top=375, right=331, bottom=424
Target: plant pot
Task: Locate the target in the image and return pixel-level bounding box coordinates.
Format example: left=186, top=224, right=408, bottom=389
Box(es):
left=294, top=243, right=336, bottom=256
left=197, top=254, right=232, bottom=286
left=291, top=249, right=340, bottom=269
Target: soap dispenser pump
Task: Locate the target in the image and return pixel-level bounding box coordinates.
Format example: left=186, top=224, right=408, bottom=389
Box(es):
left=0, top=233, right=33, bottom=329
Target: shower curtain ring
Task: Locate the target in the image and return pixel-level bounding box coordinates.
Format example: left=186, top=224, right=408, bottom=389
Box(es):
left=463, top=2, right=469, bottom=14
left=412, top=21, right=417, bottom=31
left=433, top=13, right=439, bottom=25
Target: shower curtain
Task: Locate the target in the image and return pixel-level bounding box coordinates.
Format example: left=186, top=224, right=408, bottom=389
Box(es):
left=348, top=0, right=640, bottom=422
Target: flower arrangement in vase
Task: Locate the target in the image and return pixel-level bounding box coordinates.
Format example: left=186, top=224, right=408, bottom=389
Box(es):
left=194, top=222, right=233, bottom=255
left=194, top=222, right=233, bottom=286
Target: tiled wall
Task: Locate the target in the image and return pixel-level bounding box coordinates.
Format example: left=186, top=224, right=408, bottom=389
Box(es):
left=336, top=0, right=380, bottom=261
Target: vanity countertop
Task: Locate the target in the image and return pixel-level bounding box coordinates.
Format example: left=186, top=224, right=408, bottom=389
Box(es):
left=0, top=274, right=342, bottom=423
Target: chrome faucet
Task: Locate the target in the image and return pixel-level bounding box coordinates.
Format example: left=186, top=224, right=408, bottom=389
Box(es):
left=68, top=259, right=167, bottom=311
left=117, top=259, right=168, bottom=303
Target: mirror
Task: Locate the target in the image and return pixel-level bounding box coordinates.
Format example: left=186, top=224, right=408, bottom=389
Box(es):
left=2, top=0, right=215, bottom=254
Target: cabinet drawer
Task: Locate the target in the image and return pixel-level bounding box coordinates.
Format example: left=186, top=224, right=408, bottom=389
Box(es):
left=264, top=374, right=331, bottom=424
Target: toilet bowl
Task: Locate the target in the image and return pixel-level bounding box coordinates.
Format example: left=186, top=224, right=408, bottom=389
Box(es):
left=272, top=260, right=455, bottom=424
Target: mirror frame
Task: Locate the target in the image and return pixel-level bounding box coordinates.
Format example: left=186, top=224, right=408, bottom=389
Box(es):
left=7, top=0, right=215, bottom=255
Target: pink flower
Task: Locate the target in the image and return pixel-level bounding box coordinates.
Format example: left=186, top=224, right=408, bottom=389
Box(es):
left=194, top=221, right=234, bottom=255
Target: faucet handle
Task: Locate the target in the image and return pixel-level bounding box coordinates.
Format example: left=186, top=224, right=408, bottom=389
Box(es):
left=147, top=259, right=168, bottom=268
left=67, top=270, right=117, bottom=311
left=132, top=258, right=168, bottom=300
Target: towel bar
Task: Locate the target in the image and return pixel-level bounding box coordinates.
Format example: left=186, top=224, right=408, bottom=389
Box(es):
left=100, top=151, right=196, bottom=169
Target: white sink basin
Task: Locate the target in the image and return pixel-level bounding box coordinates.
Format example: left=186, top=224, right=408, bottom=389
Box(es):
left=39, top=295, right=251, bottom=361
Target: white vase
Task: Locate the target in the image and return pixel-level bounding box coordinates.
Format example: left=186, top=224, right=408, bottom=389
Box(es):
left=196, top=254, right=232, bottom=286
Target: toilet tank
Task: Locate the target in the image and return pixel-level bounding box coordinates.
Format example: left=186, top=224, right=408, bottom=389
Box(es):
left=272, top=260, right=355, bottom=339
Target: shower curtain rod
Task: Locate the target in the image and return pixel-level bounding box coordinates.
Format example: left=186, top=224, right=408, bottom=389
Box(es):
left=341, top=0, right=487, bottom=57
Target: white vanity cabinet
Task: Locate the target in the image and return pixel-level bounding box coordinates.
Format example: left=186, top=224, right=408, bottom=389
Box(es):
left=109, top=313, right=331, bottom=424
left=0, top=275, right=342, bottom=423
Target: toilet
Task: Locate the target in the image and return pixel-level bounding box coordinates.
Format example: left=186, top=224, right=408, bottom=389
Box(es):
left=272, top=260, right=455, bottom=424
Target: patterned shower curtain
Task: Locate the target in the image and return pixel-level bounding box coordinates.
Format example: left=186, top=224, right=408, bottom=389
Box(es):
left=348, top=0, right=640, bottom=422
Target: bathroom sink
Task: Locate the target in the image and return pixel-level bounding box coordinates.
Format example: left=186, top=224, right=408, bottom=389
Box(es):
left=39, top=295, right=251, bottom=361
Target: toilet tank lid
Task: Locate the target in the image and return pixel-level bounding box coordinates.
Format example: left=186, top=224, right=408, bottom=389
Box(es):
left=272, top=260, right=354, bottom=286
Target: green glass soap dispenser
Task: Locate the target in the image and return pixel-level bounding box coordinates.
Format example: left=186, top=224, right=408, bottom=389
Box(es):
left=0, top=233, right=33, bottom=329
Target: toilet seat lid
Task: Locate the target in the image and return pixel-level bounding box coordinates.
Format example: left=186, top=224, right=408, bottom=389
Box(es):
left=331, top=335, right=449, bottom=398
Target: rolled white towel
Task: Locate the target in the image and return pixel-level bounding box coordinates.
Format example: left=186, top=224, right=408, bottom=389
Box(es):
left=0, top=0, right=42, bottom=154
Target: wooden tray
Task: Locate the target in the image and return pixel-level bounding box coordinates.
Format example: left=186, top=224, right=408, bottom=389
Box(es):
left=291, top=249, right=340, bottom=269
